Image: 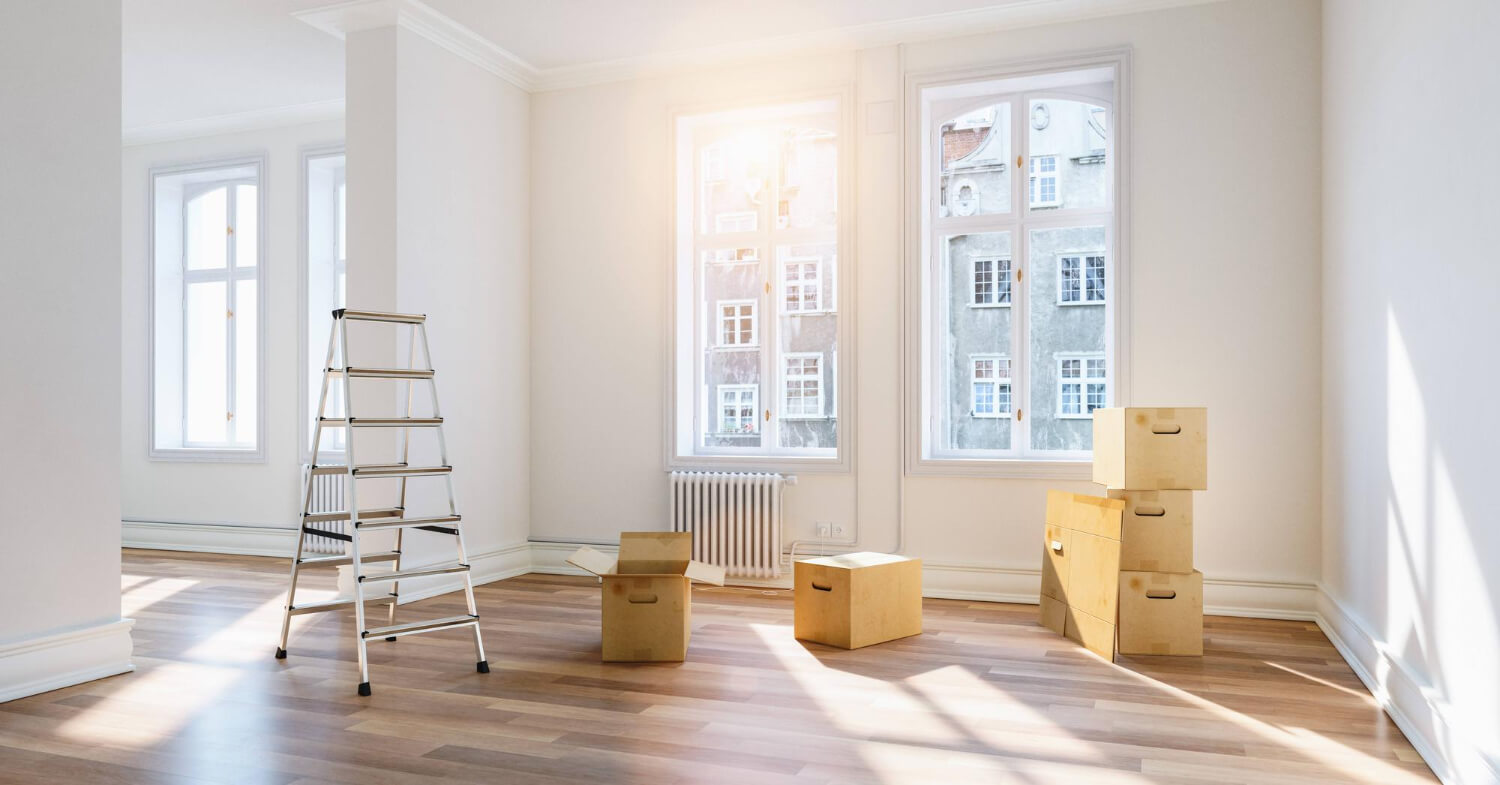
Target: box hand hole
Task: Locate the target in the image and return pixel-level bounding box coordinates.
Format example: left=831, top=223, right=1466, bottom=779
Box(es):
left=1133, top=505, right=1166, bottom=517
left=1150, top=424, right=1182, bottom=434
left=1145, top=589, right=1177, bottom=599
left=811, top=582, right=833, bottom=592
left=627, top=593, right=659, bottom=604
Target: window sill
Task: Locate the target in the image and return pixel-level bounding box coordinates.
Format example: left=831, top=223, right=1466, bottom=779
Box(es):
left=711, top=345, right=760, bottom=352
left=785, top=309, right=834, bottom=316
left=909, top=457, right=1091, bottom=480
left=149, top=447, right=265, bottom=464
left=781, top=415, right=830, bottom=422
left=968, top=302, right=1011, bottom=309
left=670, top=453, right=846, bottom=474
left=1057, top=300, right=1105, bottom=307
left=969, top=413, right=1012, bottom=419
left=1056, top=413, right=1098, bottom=420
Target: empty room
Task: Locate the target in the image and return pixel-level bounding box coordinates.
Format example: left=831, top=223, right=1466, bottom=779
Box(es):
left=1, top=0, right=1497, bottom=782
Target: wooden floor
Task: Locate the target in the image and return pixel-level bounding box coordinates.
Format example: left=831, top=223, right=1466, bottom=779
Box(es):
left=0, top=550, right=1435, bottom=785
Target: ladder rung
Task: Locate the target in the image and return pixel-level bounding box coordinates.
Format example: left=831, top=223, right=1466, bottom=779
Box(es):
left=355, top=515, right=461, bottom=532
left=363, top=615, right=478, bottom=640
left=354, top=464, right=451, bottom=479
left=335, top=308, right=425, bottom=324
left=303, top=507, right=403, bottom=524
left=297, top=550, right=400, bottom=567
left=318, top=417, right=443, bottom=428
left=288, top=594, right=396, bottom=616
left=330, top=367, right=435, bottom=380
left=358, top=563, right=468, bottom=583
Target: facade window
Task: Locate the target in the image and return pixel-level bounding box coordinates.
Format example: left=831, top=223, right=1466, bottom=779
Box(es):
left=919, top=65, right=1117, bottom=464
left=303, top=150, right=346, bottom=457
left=782, top=354, right=823, bottom=419
left=718, top=385, right=758, bottom=434
left=1059, top=356, right=1107, bottom=417
left=971, top=356, right=1012, bottom=417
left=973, top=257, right=1011, bottom=305
left=150, top=158, right=265, bottom=459
left=1060, top=254, right=1106, bottom=304
left=1029, top=155, right=1058, bottom=207
left=714, top=211, right=757, bottom=233
left=718, top=300, right=757, bottom=346
left=674, top=97, right=842, bottom=461
left=783, top=258, right=821, bottom=312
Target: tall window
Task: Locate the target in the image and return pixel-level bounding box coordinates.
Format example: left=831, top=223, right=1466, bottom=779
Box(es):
left=150, top=159, right=264, bottom=459
left=673, top=98, right=842, bottom=462
left=919, top=65, right=1118, bottom=464
left=303, top=149, right=346, bottom=458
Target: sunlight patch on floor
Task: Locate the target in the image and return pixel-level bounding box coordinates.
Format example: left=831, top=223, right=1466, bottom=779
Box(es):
left=120, top=575, right=199, bottom=617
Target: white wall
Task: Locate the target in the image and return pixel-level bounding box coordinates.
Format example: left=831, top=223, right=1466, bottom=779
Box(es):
left=0, top=0, right=133, bottom=701
left=121, top=120, right=344, bottom=535
left=1321, top=1, right=1500, bottom=782
left=529, top=0, right=1323, bottom=608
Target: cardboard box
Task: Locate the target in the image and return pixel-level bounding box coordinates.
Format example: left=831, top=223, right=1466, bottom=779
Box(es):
left=567, top=532, right=726, bottom=662
left=1092, top=407, right=1208, bottom=490
left=1038, top=491, right=1126, bottom=660
left=1107, top=489, right=1194, bottom=573
left=1117, top=569, right=1203, bottom=656
left=794, top=552, right=922, bottom=649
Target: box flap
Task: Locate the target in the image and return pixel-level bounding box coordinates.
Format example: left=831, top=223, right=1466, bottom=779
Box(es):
left=683, top=560, right=726, bottom=586
left=617, top=531, right=692, bottom=575
left=803, top=551, right=913, bottom=570
left=566, top=546, right=617, bottom=577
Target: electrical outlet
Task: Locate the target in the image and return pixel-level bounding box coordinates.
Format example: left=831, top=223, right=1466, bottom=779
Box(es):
left=831, top=524, right=846, bottom=538
left=815, top=522, right=833, bottom=538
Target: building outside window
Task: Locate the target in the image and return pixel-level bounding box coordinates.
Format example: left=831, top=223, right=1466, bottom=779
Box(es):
left=971, top=355, right=1012, bottom=417
left=1059, top=355, right=1107, bottom=417
left=718, top=300, right=757, bottom=346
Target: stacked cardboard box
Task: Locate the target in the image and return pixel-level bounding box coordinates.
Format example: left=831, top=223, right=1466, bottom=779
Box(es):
left=1040, top=407, right=1208, bottom=659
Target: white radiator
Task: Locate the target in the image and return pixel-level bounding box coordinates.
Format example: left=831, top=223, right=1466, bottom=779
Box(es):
left=669, top=471, right=786, bottom=579
left=302, top=465, right=346, bottom=555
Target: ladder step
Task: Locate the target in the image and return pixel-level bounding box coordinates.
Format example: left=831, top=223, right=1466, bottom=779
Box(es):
left=358, top=562, right=468, bottom=583
left=330, top=366, right=436, bottom=380
left=364, top=615, right=478, bottom=640
left=318, top=417, right=444, bottom=428
left=288, top=594, right=396, bottom=616
left=303, top=507, right=403, bottom=523
left=355, top=515, right=461, bottom=532
left=297, top=550, right=400, bottom=567
left=309, top=463, right=451, bottom=478
left=335, top=308, right=425, bottom=324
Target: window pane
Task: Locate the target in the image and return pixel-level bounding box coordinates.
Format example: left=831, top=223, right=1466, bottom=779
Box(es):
left=944, top=232, right=1012, bottom=451
left=234, top=184, right=257, bottom=268
left=233, top=280, right=257, bottom=446
left=184, top=281, right=227, bottom=444
left=777, top=243, right=836, bottom=449
left=185, top=186, right=227, bottom=271
left=940, top=103, right=1011, bottom=217
left=777, top=127, right=837, bottom=231
left=1029, top=225, right=1107, bottom=449
left=1027, top=99, right=1108, bottom=212
left=701, top=131, right=768, bottom=235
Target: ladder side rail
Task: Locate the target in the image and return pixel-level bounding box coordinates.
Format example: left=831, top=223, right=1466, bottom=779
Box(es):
left=339, top=313, right=373, bottom=695
left=278, top=318, right=341, bottom=658
left=420, top=322, right=487, bottom=669
left=387, top=324, right=420, bottom=631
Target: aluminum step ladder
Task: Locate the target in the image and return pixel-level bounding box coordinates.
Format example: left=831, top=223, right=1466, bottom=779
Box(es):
left=275, top=308, right=487, bottom=696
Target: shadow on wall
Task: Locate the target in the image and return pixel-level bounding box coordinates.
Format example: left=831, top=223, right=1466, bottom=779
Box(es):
left=1379, top=301, right=1500, bottom=776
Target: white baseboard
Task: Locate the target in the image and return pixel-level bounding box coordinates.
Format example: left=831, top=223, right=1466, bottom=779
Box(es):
left=123, top=519, right=296, bottom=557
left=392, top=542, right=534, bottom=604
left=526, top=540, right=1317, bottom=618
left=0, top=619, right=135, bottom=704
left=1315, top=588, right=1499, bottom=785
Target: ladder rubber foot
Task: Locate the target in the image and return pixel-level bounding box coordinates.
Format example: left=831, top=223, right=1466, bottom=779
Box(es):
left=477, top=660, right=490, bottom=674
left=357, top=682, right=372, bottom=697
left=385, top=636, right=397, bottom=642
left=274, top=647, right=287, bottom=659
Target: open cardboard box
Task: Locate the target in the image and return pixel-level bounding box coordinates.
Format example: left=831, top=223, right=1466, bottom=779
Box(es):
left=567, top=532, right=726, bottom=662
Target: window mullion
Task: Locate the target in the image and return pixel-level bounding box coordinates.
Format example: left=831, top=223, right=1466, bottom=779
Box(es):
left=225, top=184, right=237, bottom=446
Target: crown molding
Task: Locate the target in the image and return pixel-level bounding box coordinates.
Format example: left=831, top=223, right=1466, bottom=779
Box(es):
left=121, top=99, right=345, bottom=147
left=293, top=0, right=539, bottom=91
left=293, top=0, right=1223, bottom=94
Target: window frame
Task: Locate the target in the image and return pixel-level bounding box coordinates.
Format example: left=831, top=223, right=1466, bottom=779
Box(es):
left=1058, top=251, right=1107, bottom=305
left=1028, top=154, right=1060, bottom=208
left=667, top=89, right=856, bottom=473
left=905, top=50, right=1131, bottom=479
left=970, top=255, right=1012, bottom=308
left=781, top=255, right=824, bottom=314
left=716, top=384, right=760, bottom=435
left=147, top=155, right=268, bottom=463
left=298, top=143, right=347, bottom=463
left=715, top=298, right=759, bottom=348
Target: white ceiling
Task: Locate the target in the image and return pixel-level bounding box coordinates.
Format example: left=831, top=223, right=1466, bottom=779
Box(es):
left=419, top=0, right=1037, bottom=71
left=123, top=0, right=344, bottom=132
